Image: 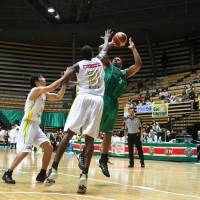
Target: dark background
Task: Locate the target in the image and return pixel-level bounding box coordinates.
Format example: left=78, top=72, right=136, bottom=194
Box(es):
left=0, top=0, right=199, bottom=46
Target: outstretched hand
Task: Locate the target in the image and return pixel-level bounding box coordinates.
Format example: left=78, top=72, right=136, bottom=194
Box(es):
left=100, top=29, right=113, bottom=41
left=128, top=37, right=136, bottom=49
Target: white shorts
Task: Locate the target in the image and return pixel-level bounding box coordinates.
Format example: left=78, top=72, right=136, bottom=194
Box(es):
left=64, top=93, right=103, bottom=138
left=16, top=120, right=49, bottom=153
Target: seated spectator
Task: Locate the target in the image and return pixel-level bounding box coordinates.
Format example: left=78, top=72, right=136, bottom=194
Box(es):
left=152, top=132, right=158, bottom=143
left=167, top=92, right=176, bottom=103
left=3, top=132, right=9, bottom=148
left=159, top=88, right=169, bottom=100
left=147, top=129, right=156, bottom=143
left=147, top=134, right=153, bottom=143
left=163, top=88, right=169, bottom=98
left=166, top=130, right=172, bottom=142
left=152, top=120, right=161, bottom=133
left=182, top=88, right=189, bottom=101
left=144, top=90, right=151, bottom=101
left=142, top=129, right=148, bottom=143
left=136, top=94, right=144, bottom=103
left=137, top=100, right=143, bottom=106
left=146, top=99, right=153, bottom=105
left=189, top=87, right=198, bottom=110
left=189, top=87, right=196, bottom=101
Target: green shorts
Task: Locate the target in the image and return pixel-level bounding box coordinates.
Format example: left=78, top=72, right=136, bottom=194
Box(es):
left=100, top=95, right=118, bottom=133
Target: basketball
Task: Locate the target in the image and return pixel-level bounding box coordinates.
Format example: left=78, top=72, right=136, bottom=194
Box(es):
left=112, top=32, right=127, bottom=47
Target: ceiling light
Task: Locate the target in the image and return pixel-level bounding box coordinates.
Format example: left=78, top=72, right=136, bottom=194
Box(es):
left=48, top=7, right=55, bottom=13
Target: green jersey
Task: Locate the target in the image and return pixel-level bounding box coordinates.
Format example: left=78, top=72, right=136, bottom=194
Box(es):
left=100, top=64, right=128, bottom=133
left=104, top=65, right=128, bottom=99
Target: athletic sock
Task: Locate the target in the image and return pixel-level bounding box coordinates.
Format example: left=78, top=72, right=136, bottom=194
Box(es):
left=52, top=161, right=58, bottom=170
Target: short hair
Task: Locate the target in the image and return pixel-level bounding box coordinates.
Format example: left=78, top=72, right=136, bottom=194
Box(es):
left=128, top=106, right=135, bottom=111
left=80, top=45, right=93, bottom=60
left=30, top=74, right=43, bottom=88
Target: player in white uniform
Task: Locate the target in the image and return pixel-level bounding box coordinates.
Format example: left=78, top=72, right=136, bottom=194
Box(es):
left=46, top=29, right=112, bottom=194
left=2, top=72, right=70, bottom=184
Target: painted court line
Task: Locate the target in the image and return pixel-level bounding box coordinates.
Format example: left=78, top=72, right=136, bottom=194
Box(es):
left=0, top=191, right=115, bottom=200
left=1, top=169, right=200, bottom=199
left=59, top=172, right=200, bottom=199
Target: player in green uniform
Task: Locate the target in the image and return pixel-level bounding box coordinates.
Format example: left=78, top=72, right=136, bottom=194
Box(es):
left=99, top=37, right=142, bottom=177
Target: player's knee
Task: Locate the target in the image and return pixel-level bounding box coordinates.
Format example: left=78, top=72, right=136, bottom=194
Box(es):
left=42, top=142, right=53, bottom=153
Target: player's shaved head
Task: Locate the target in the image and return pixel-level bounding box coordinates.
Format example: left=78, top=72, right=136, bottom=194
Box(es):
left=81, top=45, right=93, bottom=60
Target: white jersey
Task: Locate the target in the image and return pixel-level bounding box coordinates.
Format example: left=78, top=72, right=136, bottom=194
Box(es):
left=22, top=88, right=46, bottom=124
left=77, top=57, right=105, bottom=96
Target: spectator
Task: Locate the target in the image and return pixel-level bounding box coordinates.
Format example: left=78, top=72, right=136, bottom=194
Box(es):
left=3, top=131, right=9, bottom=148
left=182, top=88, right=188, bottom=101
left=137, top=100, right=143, bottom=106
left=142, top=128, right=149, bottom=143
left=136, top=94, right=144, bottom=103
left=147, top=129, right=154, bottom=143
left=9, top=126, right=19, bottom=149
left=146, top=99, right=153, bottom=105
left=144, top=90, right=151, bottom=101
left=152, top=120, right=161, bottom=132
left=50, top=133, right=57, bottom=152
left=167, top=92, right=176, bottom=103
left=163, top=88, right=169, bottom=98
left=189, top=87, right=196, bottom=101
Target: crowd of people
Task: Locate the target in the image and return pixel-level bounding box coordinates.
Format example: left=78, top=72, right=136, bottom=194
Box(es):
left=126, top=83, right=199, bottom=108
left=0, top=125, right=19, bottom=149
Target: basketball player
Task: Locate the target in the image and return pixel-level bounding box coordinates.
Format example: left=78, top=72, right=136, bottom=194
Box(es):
left=100, top=37, right=142, bottom=177
left=46, top=29, right=112, bottom=194
left=2, top=72, right=70, bottom=184
left=78, top=37, right=142, bottom=177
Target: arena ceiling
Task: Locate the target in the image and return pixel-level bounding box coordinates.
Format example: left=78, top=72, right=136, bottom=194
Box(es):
left=0, top=0, right=199, bottom=46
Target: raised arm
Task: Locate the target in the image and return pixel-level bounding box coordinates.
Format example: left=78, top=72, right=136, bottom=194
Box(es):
left=29, top=65, right=78, bottom=101
left=126, top=37, right=142, bottom=78
left=97, top=29, right=113, bottom=61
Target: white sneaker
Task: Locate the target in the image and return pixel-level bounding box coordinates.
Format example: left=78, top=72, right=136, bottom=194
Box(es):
left=45, top=168, right=58, bottom=185
left=77, top=173, right=88, bottom=194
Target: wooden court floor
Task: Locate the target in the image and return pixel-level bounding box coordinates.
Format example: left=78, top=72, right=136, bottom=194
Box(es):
left=0, top=150, right=199, bottom=200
